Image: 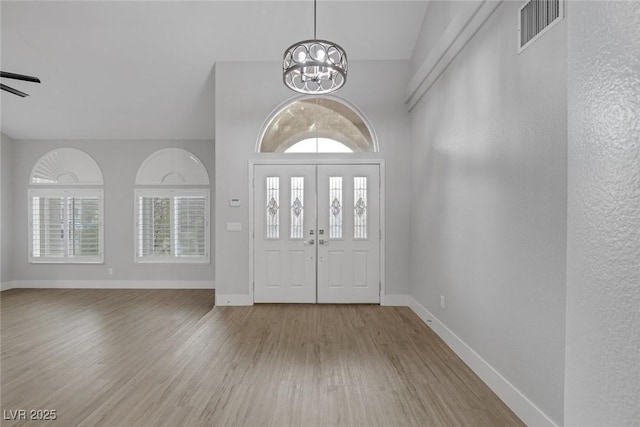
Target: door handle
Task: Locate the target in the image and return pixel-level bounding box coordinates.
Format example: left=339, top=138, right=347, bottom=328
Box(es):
left=319, top=239, right=328, bottom=245
left=304, top=239, right=315, bottom=245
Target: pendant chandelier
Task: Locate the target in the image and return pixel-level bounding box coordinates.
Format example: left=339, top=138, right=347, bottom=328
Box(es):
left=283, top=0, right=347, bottom=94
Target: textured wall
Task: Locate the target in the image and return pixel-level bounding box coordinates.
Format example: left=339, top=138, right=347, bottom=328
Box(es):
left=215, top=60, right=412, bottom=300
left=11, top=139, right=215, bottom=283
left=565, top=2, right=640, bottom=426
left=409, top=2, right=567, bottom=423
left=1, top=133, right=15, bottom=284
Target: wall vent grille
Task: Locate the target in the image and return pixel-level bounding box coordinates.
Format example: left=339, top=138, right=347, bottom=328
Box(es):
left=518, top=0, right=563, bottom=53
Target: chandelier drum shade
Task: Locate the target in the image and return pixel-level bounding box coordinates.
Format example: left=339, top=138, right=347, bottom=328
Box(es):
left=283, top=39, right=347, bottom=94
left=282, top=0, right=348, bottom=94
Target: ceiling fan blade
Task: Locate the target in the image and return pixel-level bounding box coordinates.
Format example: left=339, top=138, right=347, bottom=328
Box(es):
left=1, top=83, right=29, bottom=97
left=1, top=71, right=41, bottom=83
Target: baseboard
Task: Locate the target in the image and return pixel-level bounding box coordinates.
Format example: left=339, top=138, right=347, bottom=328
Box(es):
left=382, top=294, right=410, bottom=306
left=8, top=280, right=215, bottom=290
left=1, top=281, right=14, bottom=291
left=215, top=294, right=253, bottom=306
left=407, top=296, right=558, bottom=427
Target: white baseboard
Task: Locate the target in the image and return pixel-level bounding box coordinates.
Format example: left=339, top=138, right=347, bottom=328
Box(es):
left=383, top=294, right=410, bottom=306
left=215, top=294, right=253, bottom=306
left=8, top=280, right=215, bottom=290
left=407, top=296, right=558, bottom=427
left=1, top=281, right=14, bottom=291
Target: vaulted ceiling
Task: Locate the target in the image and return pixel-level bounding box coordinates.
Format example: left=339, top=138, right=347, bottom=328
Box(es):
left=1, top=1, right=428, bottom=140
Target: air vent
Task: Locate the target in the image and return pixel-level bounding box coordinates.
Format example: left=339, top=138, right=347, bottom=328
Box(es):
left=518, top=0, right=564, bottom=53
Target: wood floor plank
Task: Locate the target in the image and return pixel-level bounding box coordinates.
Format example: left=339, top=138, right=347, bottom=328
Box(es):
left=1, top=290, right=523, bottom=426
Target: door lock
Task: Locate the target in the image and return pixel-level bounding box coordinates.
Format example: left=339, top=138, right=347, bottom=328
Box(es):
left=305, top=239, right=315, bottom=245
left=319, top=239, right=328, bottom=245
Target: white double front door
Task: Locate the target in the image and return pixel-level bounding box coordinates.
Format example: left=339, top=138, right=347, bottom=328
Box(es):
left=254, top=164, right=380, bottom=304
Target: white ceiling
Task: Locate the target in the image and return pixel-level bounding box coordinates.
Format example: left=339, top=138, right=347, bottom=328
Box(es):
left=1, top=1, right=428, bottom=140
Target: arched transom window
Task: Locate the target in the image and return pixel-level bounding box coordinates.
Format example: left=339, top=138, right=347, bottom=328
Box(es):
left=258, top=97, right=377, bottom=153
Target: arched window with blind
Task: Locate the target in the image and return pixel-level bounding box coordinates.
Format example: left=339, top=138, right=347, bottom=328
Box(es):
left=28, top=148, right=104, bottom=263
left=134, top=148, right=210, bottom=264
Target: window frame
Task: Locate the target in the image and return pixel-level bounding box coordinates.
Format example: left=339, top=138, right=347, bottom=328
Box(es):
left=134, top=188, right=210, bottom=264
left=257, top=95, right=379, bottom=153
left=28, top=188, right=104, bottom=264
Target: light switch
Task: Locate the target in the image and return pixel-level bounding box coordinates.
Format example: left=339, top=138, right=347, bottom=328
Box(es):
left=229, top=199, right=241, bottom=207
left=227, top=222, right=242, bottom=231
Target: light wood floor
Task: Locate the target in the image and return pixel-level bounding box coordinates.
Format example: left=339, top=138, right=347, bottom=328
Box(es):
left=1, top=289, right=523, bottom=426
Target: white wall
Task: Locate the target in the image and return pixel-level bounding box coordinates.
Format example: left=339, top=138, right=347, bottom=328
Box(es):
left=215, top=60, right=411, bottom=303
left=565, top=2, right=640, bottom=426
left=409, top=1, right=566, bottom=424
left=409, top=0, right=481, bottom=78
left=10, top=139, right=215, bottom=286
left=1, top=132, right=15, bottom=288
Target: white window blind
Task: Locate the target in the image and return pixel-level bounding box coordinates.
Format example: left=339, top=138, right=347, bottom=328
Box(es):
left=29, top=189, right=103, bottom=263
left=135, top=189, right=209, bottom=263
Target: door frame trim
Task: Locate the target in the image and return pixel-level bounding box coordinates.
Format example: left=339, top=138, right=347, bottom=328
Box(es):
left=249, top=159, right=386, bottom=305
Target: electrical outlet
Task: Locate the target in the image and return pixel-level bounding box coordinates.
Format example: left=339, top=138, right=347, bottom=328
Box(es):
left=108, top=268, right=113, bottom=275
left=440, top=295, right=445, bottom=309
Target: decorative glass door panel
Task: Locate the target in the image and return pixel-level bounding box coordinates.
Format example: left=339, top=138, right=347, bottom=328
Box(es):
left=290, top=177, right=304, bottom=239
left=329, top=177, right=343, bottom=240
